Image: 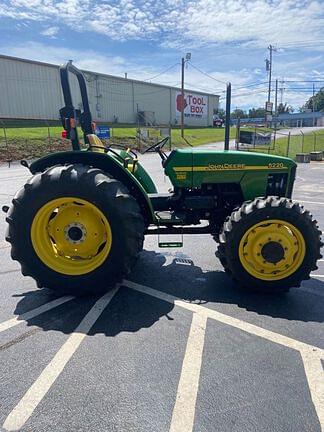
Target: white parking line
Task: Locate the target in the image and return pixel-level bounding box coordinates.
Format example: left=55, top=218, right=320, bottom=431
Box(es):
left=123, top=280, right=324, bottom=431
left=0, top=241, right=9, bottom=249
left=124, top=280, right=324, bottom=354
left=0, top=269, right=19, bottom=276
left=0, top=296, right=74, bottom=333
left=3, top=287, right=118, bottom=432
left=299, top=200, right=324, bottom=206
left=169, top=313, right=207, bottom=432
left=300, top=348, right=324, bottom=429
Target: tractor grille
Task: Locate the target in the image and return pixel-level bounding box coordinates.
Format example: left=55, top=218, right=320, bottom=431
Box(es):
left=266, top=173, right=288, bottom=197
left=287, top=165, right=296, bottom=198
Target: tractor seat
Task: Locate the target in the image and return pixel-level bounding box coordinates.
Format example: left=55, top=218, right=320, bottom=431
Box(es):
left=87, top=134, right=106, bottom=153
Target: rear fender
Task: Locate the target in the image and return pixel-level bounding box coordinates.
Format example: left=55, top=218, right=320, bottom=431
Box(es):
left=29, top=151, right=155, bottom=224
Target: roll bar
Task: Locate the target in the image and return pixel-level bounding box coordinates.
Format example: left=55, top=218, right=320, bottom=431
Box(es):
left=59, top=61, right=93, bottom=150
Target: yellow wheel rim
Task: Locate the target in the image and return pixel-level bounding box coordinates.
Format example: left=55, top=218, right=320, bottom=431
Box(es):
left=31, top=197, right=112, bottom=275
left=238, top=219, right=306, bottom=281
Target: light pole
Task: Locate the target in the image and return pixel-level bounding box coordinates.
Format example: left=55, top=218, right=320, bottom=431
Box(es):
left=180, top=53, right=191, bottom=138
left=265, top=45, right=276, bottom=126
left=267, top=44, right=273, bottom=104
left=224, top=82, right=231, bottom=150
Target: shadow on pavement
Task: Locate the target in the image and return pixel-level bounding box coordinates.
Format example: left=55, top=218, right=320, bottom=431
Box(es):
left=11, top=248, right=324, bottom=337
left=130, top=250, right=324, bottom=323
left=12, top=279, right=175, bottom=337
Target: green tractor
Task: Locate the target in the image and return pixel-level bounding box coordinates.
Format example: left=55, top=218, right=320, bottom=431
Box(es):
left=4, top=62, right=322, bottom=296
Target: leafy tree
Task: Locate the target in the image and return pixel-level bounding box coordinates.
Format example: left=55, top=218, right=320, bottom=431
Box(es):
left=248, top=107, right=266, bottom=118
left=277, top=102, right=293, bottom=113
left=231, top=108, right=247, bottom=118
left=304, top=87, right=324, bottom=112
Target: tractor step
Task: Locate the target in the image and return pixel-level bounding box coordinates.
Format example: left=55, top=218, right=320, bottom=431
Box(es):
left=158, top=241, right=183, bottom=248
left=155, top=210, right=185, bottom=225
left=155, top=211, right=184, bottom=247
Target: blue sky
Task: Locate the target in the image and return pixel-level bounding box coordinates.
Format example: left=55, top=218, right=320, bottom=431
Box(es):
left=1, top=0, right=324, bottom=110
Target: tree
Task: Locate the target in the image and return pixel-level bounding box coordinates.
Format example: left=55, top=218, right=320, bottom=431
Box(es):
left=304, top=87, right=324, bottom=112
left=231, top=108, right=247, bottom=119
left=248, top=107, right=266, bottom=118
left=277, top=102, right=293, bottom=113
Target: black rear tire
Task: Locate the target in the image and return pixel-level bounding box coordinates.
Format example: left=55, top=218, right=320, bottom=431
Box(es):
left=6, top=164, right=145, bottom=296
left=217, top=196, right=323, bottom=293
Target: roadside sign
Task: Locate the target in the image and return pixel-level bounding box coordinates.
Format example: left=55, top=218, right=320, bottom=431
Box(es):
left=265, top=113, right=273, bottom=122
left=265, top=102, right=273, bottom=112
left=176, top=92, right=208, bottom=119
left=240, top=131, right=271, bottom=145
left=160, top=128, right=170, bottom=137
left=95, top=125, right=110, bottom=139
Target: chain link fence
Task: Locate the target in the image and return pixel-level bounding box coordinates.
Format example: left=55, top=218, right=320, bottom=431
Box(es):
left=236, top=126, right=324, bottom=159
left=0, top=119, right=173, bottom=163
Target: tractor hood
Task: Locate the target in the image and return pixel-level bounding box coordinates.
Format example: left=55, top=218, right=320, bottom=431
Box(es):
left=164, top=149, right=296, bottom=199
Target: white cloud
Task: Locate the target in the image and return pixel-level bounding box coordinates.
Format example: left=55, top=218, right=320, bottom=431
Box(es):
left=1, top=0, right=324, bottom=114
left=0, top=42, right=129, bottom=75
left=41, top=26, right=59, bottom=37
left=1, top=0, right=323, bottom=48
left=0, top=41, right=181, bottom=86
left=172, top=0, right=324, bottom=49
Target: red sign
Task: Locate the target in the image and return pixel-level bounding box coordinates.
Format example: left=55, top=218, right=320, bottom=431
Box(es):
left=175, top=92, right=208, bottom=118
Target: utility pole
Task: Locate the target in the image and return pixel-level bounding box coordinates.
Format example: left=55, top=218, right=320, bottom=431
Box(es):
left=224, top=82, right=231, bottom=151
left=180, top=53, right=191, bottom=139
left=312, top=83, right=316, bottom=126
left=274, top=78, right=278, bottom=129
left=265, top=45, right=276, bottom=127
left=279, top=79, right=285, bottom=104
left=181, top=57, right=185, bottom=138
left=274, top=79, right=278, bottom=114
left=267, top=44, right=273, bottom=104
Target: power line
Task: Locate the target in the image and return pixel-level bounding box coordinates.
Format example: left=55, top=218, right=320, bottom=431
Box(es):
left=284, top=79, right=324, bottom=83
left=222, top=88, right=271, bottom=100
left=284, top=87, right=321, bottom=90
left=278, top=40, right=324, bottom=48
left=234, top=80, right=268, bottom=90
left=142, top=63, right=179, bottom=82
left=283, top=88, right=320, bottom=92
left=231, top=90, right=270, bottom=99
left=231, top=87, right=272, bottom=95
left=187, top=62, right=227, bottom=85
left=184, top=81, right=222, bottom=94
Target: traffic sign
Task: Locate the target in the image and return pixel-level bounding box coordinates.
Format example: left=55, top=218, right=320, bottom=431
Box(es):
left=95, top=125, right=110, bottom=139
left=265, top=102, right=273, bottom=112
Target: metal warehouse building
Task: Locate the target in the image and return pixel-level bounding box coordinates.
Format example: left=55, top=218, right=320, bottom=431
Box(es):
left=0, top=54, right=219, bottom=127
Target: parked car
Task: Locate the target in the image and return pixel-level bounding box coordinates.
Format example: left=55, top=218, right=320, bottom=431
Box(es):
left=213, top=114, right=224, bottom=128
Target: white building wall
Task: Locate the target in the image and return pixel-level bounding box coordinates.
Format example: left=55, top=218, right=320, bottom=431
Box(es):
left=0, top=57, right=62, bottom=120
left=133, top=83, right=171, bottom=125
left=0, top=55, right=219, bottom=126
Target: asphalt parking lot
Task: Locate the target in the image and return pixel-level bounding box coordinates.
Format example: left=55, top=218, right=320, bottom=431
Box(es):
left=0, top=154, right=323, bottom=432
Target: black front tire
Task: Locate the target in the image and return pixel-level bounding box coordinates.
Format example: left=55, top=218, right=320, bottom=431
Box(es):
left=6, top=164, right=145, bottom=296
left=217, top=197, right=322, bottom=293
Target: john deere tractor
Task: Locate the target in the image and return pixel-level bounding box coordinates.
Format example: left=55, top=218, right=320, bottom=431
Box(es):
left=4, top=62, right=322, bottom=295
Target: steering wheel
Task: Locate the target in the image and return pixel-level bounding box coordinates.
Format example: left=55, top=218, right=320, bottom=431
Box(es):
left=143, top=136, right=170, bottom=161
